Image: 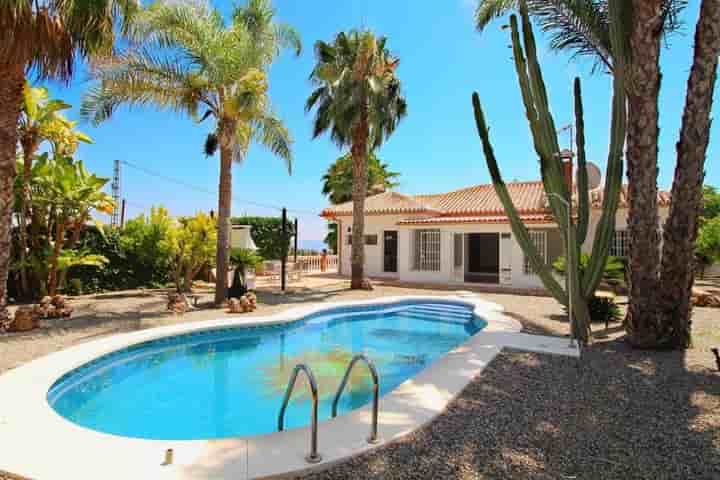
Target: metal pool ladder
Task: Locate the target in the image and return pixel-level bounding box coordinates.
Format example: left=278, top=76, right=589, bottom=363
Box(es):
left=278, top=363, right=322, bottom=464
left=331, top=354, right=381, bottom=444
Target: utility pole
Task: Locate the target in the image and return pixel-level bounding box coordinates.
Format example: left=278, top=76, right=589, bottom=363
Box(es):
left=120, top=199, right=127, bottom=228
left=281, top=208, right=287, bottom=292
left=111, top=160, right=121, bottom=228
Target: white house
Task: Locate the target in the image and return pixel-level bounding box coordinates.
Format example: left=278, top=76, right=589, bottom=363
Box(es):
left=321, top=177, right=670, bottom=291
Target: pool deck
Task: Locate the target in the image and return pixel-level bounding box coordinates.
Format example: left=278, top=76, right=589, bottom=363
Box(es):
left=0, top=295, right=578, bottom=480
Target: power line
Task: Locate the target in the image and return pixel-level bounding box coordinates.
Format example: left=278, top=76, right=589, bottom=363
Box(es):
left=119, top=160, right=320, bottom=218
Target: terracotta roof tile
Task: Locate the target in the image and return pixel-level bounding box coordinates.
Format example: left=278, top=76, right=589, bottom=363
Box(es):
left=397, top=214, right=554, bottom=226
left=321, top=181, right=671, bottom=220
left=320, top=191, right=441, bottom=217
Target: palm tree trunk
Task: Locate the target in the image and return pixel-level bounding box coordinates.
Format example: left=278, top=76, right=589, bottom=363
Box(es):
left=214, top=138, right=233, bottom=305
left=624, top=0, right=664, bottom=347
left=658, top=0, right=720, bottom=349
left=0, top=62, right=24, bottom=326
left=350, top=112, right=369, bottom=289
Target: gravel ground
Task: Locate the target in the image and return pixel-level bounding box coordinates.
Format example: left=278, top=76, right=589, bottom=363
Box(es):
left=1, top=279, right=719, bottom=479
left=296, top=346, right=719, bottom=480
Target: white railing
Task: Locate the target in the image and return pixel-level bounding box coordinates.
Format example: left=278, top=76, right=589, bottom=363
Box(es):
left=294, top=255, right=339, bottom=274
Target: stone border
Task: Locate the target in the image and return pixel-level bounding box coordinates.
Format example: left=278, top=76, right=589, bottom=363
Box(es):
left=0, top=295, right=578, bottom=480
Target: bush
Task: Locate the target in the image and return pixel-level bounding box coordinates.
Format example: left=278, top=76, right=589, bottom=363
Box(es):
left=231, top=216, right=294, bottom=260
left=66, top=208, right=175, bottom=293
left=230, top=248, right=263, bottom=271
left=587, top=295, right=621, bottom=325
left=552, top=253, right=625, bottom=284
left=564, top=295, right=621, bottom=325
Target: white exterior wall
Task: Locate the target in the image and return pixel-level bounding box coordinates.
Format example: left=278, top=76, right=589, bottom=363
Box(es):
left=581, top=207, right=670, bottom=253
left=335, top=206, right=670, bottom=291
left=337, top=214, right=425, bottom=278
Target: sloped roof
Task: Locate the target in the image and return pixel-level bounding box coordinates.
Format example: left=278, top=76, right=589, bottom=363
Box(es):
left=320, top=180, right=671, bottom=223
left=320, top=191, right=441, bottom=217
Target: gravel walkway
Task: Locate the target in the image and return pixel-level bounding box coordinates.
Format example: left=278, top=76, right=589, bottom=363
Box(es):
left=1, top=280, right=718, bottom=479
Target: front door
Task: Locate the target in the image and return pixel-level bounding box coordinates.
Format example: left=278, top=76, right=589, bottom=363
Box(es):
left=465, top=233, right=500, bottom=284
left=383, top=231, right=398, bottom=273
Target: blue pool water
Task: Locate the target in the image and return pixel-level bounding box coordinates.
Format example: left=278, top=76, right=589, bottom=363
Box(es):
left=48, top=301, right=485, bottom=440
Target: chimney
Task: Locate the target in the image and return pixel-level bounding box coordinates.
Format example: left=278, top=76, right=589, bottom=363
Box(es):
left=559, top=149, right=574, bottom=192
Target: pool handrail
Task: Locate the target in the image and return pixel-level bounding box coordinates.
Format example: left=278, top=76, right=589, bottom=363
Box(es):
left=331, top=354, right=380, bottom=444
left=277, top=363, right=322, bottom=463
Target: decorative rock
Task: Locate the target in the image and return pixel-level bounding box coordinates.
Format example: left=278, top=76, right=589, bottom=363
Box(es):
left=8, top=307, right=37, bottom=332
left=360, top=278, right=374, bottom=291
left=32, top=295, right=73, bottom=319
left=166, top=293, right=188, bottom=314
left=227, top=298, right=243, bottom=314
left=692, top=287, right=720, bottom=308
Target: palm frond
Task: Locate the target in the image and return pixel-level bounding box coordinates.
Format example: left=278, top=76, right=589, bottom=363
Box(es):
left=0, top=0, right=138, bottom=81
left=251, top=113, right=293, bottom=173
left=475, top=0, right=520, bottom=32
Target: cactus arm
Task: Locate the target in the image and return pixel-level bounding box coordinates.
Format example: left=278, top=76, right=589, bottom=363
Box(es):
left=512, top=8, right=570, bottom=230
left=472, top=93, right=567, bottom=304
left=581, top=0, right=628, bottom=297
left=574, top=77, right=589, bottom=244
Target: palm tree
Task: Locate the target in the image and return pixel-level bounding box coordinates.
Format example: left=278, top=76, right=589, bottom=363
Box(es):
left=0, top=0, right=135, bottom=325
left=82, top=0, right=301, bottom=305
left=656, top=0, right=720, bottom=348
left=307, top=30, right=407, bottom=289
left=321, top=151, right=400, bottom=204
left=475, top=0, right=718, bottom=348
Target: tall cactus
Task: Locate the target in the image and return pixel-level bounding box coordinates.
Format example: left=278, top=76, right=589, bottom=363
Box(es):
left=471, top=0, right=628, bottom=344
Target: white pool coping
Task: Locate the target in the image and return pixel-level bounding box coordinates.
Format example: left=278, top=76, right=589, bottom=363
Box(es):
left=0, top=295, right=579, bottom=480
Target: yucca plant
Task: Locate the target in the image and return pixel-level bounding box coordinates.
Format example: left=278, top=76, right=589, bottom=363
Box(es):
left=471, top=0, right=629, bottom=344
left=81, top=0, right=301, bottom=305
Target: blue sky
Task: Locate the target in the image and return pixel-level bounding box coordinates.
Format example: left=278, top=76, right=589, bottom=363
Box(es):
left=44, top=0, right=717, bottom=245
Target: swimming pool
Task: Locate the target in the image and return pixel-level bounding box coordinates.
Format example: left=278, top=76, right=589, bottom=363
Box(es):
left=48, top=300, right=487, bottom=440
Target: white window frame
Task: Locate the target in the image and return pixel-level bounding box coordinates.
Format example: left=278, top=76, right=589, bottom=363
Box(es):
left=610, top=229, right=629, bottom=257
left=412, top=229, right=441, bottom=272
left=524, top=230, right=547, bottom=275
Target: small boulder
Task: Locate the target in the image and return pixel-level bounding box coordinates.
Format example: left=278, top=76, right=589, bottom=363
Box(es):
left=227, top=298, right=243, bottom=313
left=167, top=293, right=188, bottom=314
left=8, top=307, right=37, bottom=332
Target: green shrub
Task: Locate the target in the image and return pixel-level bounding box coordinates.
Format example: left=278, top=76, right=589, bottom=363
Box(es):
left=66, top=209, right=174, bottom=292
left=230, top=216, right=294, bottom=260
left=230, top=248, right=264, bottom=271
left=552, top=253, right=625, bottom=284
left=565, top=295, right=621, bottom=325
left=588, top=295, right=621, bottom=324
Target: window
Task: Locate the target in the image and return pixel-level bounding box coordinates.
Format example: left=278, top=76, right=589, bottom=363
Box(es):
left=413, top=229, right=441, bottom=271
left=610, top=230, right=629, bottom=257
left=524, top=230, right=547, bottom=275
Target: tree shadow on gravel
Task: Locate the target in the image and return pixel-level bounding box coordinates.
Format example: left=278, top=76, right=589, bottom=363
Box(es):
left=298, top=340, right=719, bottom=480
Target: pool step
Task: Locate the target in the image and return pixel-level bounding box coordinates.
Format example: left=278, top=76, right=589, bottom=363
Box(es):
left=404, top=306, right=472, bottom=320
left=396, top=311, right=471, bottom=326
